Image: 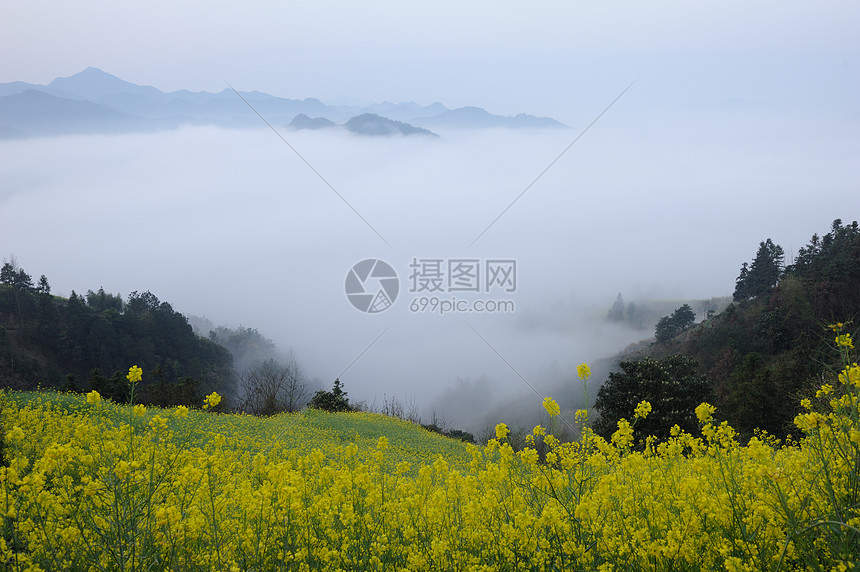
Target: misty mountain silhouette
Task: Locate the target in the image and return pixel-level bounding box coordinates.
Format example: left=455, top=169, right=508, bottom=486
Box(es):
left=344, top=113, right=437, bottom=137
left=48, top=66, right=164, bottom=101
left=0, top=89, right=150, bottom=137
left=288, top=113, right=337, bottom=130
left=413, top=106, right=566, bottom=129
left=0, top=68, right=568, bottom=139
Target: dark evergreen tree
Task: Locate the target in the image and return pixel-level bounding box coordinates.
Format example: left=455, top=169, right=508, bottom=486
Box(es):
left=654, top=315, right=675, bottom=344
left=0, top=269, right=237, bottom=400
left=0, top=259, right=34, bottom=324
left=654, top=304, right=696, bottom=343
left=309, top=378, right=351, bottom=412
left=86, top=288, right=123, bottom=312
left=734, top=239, right=784, bottom=301
left=0, top=262, right=15, bottom=286
left=594, top=355, right=712, bottom=445
left=719, top=352, right=787, bottom=438
left=733, top=262, right=750, bottom=302
left=671, top=304, right=695, bottom=330
left=607, top=293, right=625, bottom=322
left=789, top=219, right=860, bottom=319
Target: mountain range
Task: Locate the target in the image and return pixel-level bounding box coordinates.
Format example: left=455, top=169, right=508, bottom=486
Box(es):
left=0, top=67, right=567, bottom=139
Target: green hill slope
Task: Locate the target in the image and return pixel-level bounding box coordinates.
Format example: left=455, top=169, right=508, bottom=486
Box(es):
left=609, top=218, right=859, bottom=440
left=5, top=390, right=473, bottom=469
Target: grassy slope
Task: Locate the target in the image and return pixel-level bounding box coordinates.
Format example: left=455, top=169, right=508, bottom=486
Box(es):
left=5, top=391, right=474, bottom=470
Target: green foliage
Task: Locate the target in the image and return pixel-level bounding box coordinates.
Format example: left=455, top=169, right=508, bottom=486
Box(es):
left=790, top=218, right=860, bottom=319
left=0, top=260, right=33, bottom=290
left=654, top=304, right=696, bottom=344
left=651, top=218, right=858, bottom=439
left=733, top=238, right=785, bottom=301
left=672, top=304, right=695, bottom=330
left=654, top=317, right=673, bottom=344
left=719, top=352, right=787, bottom=436
left=446, top=429, right=475, bottom=443
left=0, top=260, right=236, bottom=405
left=593, top=355, right=712, bottom=444
left=139, top=365, right=201, bottom=408
left=309, top=378, right=351, bottom=412
left=85, top=287, right=123, bottom=312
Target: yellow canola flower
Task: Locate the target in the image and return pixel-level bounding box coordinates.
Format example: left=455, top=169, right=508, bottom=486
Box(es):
left=495, top=422, right=509, bottom=440
left=634, top=400, right=652, bottom=420
left=816, top=384, right=834, bottom=398
left=395, top=461, right=411, bottom=475
left=836, top=333, right=854, bottom=348
left=175, top=405, right=189, bottom=418
left=577, top=362, right=591, bottom=380
left=127, top=365, right=143, bottom=384
left=148, top=415, right=168, bottom=432
left=695, top=402, right=716, bottom=424
left=133, top=404, right=146, bottom=417
left=518, top=447, right=539, bottom=465
left=543, top=397, right=560, bottom=417
left=203, top=392, right=222, bottom=409
left=6, top=425, right=25, bottom=443
left=533, top=424, right=546, bottom=436
left=611, top=419, right=634, bottom=449
left=86, top=390, right=101, bottom=405
left=838, top=364, right=860, bottom=388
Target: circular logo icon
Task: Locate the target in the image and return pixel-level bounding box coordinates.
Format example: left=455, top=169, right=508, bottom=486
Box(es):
left=345, top=258, right=399, bottom=313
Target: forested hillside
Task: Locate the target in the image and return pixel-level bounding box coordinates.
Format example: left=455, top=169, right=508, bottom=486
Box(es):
left=599, top=219, right=859, bottom=442
left=0, top=262, right=235, bottom=404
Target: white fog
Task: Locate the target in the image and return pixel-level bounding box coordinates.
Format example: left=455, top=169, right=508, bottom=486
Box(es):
left=2, top=107, right=857, bottom=428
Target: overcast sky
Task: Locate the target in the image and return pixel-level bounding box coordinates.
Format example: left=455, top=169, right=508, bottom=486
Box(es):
left=2, top=1, right=859, bottom=120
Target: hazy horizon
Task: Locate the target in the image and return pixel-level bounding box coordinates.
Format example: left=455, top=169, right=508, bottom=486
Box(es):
left=2, top=2, right=859, bottom=120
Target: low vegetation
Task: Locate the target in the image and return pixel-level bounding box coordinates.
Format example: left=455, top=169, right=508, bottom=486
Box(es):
left=1, top=328, right=858, bottom=570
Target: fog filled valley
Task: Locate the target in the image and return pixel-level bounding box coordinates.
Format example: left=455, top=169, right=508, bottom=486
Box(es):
left=2, top=111, right=857, bottom=433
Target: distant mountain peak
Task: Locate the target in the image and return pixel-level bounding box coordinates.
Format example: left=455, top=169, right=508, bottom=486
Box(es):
left=412, top=106, right=566, bottom=130
left=48, top=68, right=161, bottom=101
left=288, top=113, right=336, bottom=130
left=0, top=68, right=567, bottom=139
left=51, top=67, right=123, bottom=85
left=81, top=66, right=111, bottom=75
left=344, top=113, right=437, bottom=137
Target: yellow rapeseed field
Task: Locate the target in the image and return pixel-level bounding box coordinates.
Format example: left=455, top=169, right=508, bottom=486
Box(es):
left=1, top=330, right=858, bottom=571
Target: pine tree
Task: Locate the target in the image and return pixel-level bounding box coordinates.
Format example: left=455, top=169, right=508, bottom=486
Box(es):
left=733, top=239, right=784, bottom=301
left=607, top=293, right=625, bottom=321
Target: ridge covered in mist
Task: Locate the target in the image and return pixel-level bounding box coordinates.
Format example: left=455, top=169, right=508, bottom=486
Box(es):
left=0, top=67, right=567, bottom=139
